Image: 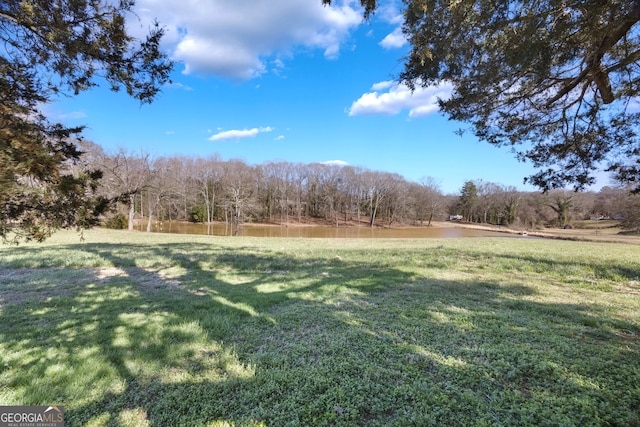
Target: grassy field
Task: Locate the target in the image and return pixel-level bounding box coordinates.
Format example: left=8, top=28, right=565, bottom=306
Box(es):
left=0, top=229, right=639, bottom=426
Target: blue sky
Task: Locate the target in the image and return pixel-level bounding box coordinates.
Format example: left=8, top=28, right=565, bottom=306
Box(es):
left=48, top=0, right=570, bottom=195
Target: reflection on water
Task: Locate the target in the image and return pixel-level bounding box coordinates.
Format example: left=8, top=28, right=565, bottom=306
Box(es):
left=136, top=221, right=514, bottom=238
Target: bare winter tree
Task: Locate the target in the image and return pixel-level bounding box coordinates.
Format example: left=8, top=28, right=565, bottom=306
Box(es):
left=99, top=149, right=151, bottom=231
left=223, top=160, right=256, bottom=236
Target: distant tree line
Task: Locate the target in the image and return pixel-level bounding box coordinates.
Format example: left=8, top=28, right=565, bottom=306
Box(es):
left=454, top=180, right=638, bottom=231
left=79, top=142, right=640, bottom=235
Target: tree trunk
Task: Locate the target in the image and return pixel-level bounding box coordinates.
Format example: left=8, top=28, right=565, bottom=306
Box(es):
left=128, top=194, right=135, bottom=231
left=233, top=209, right=240, bottom=236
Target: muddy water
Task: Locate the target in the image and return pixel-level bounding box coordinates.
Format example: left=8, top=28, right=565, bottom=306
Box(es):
left=137, top=221, right=514, bottom=238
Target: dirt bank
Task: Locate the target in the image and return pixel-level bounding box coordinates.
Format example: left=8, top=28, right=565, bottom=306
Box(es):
left=220, top=217, right=639, bottom=244
left=440, top=221, right=640, bottom=245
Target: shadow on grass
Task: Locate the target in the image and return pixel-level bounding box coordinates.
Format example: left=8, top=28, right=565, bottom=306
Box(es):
left=0, top=241, right=638, bottom=426
left=495, top=252, right=640, bottom=282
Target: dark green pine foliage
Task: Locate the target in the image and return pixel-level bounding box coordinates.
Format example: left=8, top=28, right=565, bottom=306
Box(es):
left=0, top=1, right=173, bottom=242
left=457, top=180, right=478, bottom=222
left=327, top=0, right=640, bottom=191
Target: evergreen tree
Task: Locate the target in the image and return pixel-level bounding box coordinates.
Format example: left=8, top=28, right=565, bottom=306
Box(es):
left=0, top=1, right=172, bottom=242
left=326, top=0, right=640, bottom=191
left=457, top=180, right=478, bottom=222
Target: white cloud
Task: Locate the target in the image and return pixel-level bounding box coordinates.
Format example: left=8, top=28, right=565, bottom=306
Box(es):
left=166, top=81, right=193, bottom=91
left=376, top=1, right=405, bottom=49
left=135, top=0, right=363, bottom=80
left=348, top=80, right=453, bottom=118
left=627, top=97, right=640, bottom=113
left=274, top=135, right=285, bottom=141
left=209, top=126, right=273, bottom=141
left=378, top=1, right=404, bottom=25
left=379, top=27, right=406, bottom=49
left=371, top=80, right=395, bottom=91
left=57, top=111, right=87, bottom=120
left=321, top=160, right=349, bottom=166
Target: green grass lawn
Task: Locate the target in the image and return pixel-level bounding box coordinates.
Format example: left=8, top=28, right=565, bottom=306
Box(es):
left=1, top=229, right=639, bottom=426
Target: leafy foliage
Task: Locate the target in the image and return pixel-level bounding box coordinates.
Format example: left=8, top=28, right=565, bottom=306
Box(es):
left=333, top=0, right=640, bottom=191
left=0, top=1, right=173, bottom=242
left=457, top=180, right=478, bottom=221
left=189, top=204, right=208, bottom=223
left=103, top=213, right=129, bottom=230
left=0, top=63, right=108, bottom=242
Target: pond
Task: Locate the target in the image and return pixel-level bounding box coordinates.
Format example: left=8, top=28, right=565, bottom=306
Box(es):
left=136, top=221, right=515, bottom=238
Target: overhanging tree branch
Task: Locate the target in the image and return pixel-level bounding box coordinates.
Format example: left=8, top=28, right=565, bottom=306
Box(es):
left=1, top=1, right=173, bottom=243
left=325, top=0, right=640, bottom=191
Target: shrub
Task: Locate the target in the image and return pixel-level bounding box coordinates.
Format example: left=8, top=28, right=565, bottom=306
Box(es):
left=189, top=204, right=207, bottom=223
left=103, top=213, right=128, bottom=229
